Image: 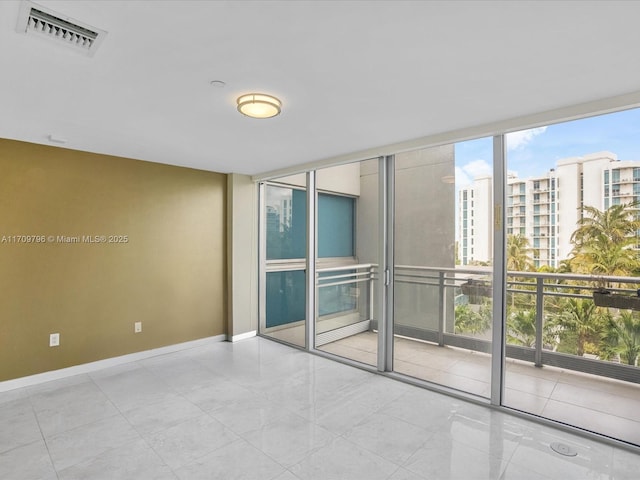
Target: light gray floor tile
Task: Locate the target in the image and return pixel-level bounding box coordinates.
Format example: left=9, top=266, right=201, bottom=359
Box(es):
left=0, top=398, right=42, bottom=454
left=30, top=380, right=120, bottom=438
left=243, top=412, right=337, bottom=467
left=611, top=447, right=640, bottom=480
left=87, top=361, right=141, bottom=380
left=141, top=356, right=224, bottom=392
left=403, top=436, right=508, bottom=480
left=446, top=410, right=522, bottom=460
left=208, top=395, right=292, bottom=435
left=46, top=414, right=142, bottom=471
left=122, top=393, right=204, bottom=435
left=377, top=388, right=459, bottom=432
left=0, top=439, right=57, bottom=480
left=27, top=374, right=92, bottom=395
left=57, top=438, right=176, bottom=480
left=0, top=387, right=27, bottom=406
left=386, top=467, right=426, bottom=480
left=272, top=471, right=303, bottom=480
left=508, top=433, right=615, bottom=480
left=301, top=394, right=381, bottom=436
left=92, top=366, right=177, bottom=411
left=180, top=378, right=258, bottom=411
left=289, top=437, right=398, bottom=480
left=343, top=412, right=431, bottom=464
left=144, top=413, right=239, bottom=470
left=498, top=462, right=554, bottom=480
left=174, top=439, right=284, bottom=480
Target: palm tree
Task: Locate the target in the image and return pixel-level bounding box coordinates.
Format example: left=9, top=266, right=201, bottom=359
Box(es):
left=506, top=234, right=535, bottom=272
left=506, top=310, right=536, bottom=347
left=601, top=310, right=640, bottom=366
left=554, top=297, right=605, bottom=357
left=569, top=203, right=640, bottom=277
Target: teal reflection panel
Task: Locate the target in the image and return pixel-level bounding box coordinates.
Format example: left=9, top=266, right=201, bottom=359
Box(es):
left=266, top=270, right=306, bottom=328
left=266, top=187, right=306, bottom=260
left=318, top=193, right=354, bottom=258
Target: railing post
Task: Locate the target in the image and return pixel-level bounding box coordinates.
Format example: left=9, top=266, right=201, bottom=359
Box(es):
left=438, top=271, right=445, bottom=347
left=535, top=277, right=544, bottom=368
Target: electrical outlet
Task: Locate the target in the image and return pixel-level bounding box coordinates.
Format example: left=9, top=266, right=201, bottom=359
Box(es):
left=49, top=333, right=60, bottom=347
left=134, top=322, right=142, bottom=333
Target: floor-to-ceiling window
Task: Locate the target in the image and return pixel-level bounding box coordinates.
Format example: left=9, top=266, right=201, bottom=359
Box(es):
left=257, top=107, right=640, bottom=447
left=503, top=109, right=640, bottom=445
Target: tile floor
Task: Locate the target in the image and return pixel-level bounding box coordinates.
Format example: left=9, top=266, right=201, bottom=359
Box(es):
left=0, top=337, right=638, bottom=479
left=320, top=332, right=640, bottom=446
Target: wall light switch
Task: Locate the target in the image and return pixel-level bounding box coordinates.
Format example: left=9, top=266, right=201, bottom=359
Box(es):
left=134, top=322, right=142, bottom=333
left=49, top=333, right=60, bottom=347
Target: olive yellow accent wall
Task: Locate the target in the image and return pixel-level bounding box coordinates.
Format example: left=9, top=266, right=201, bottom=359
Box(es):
left=0, top=139, right=226, bottom=381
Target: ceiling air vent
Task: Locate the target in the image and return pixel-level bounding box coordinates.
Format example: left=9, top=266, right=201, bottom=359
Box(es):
left=16, top=1, right=107, bottom=56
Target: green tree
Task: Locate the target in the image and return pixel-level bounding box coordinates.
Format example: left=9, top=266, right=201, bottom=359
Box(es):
left=553, top=297, right=605, bottom=357
left=506, top=234, right=535, bottom=272
left=569, top=203, right=640, bottom=277
left=454, top=303, right=491, bottom=335
left=601, top=310, right=640, bottom=366
left=506, top=309, right=536, bottom=347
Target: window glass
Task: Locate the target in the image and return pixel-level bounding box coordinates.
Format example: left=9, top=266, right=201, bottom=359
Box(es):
left=318, top=193, right=355, bottom=257
left=266, top=186, right=306, bottom=260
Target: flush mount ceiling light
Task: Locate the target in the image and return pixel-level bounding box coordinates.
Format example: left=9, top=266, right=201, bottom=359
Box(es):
left=237, top=93, right=281, bottom=119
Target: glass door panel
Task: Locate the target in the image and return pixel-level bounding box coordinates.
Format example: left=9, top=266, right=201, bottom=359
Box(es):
left=261, top=177, right=307, bottom=347
left=393, top=140, right=494, bottom=399
left=315, top=161, right=379, bottom=366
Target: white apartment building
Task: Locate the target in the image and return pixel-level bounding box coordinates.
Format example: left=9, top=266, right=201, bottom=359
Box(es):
left=458, top=175, right=492, bottom=265
left=459, top=151, right=640, bottom=268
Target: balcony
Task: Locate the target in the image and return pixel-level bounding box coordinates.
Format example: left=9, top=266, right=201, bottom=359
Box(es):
left=312, top=265, right=640, bottom=446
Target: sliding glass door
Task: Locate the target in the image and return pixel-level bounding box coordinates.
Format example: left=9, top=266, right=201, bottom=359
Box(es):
left=261, top=176, right=307, bottom=347
left=315, top=161, right=379, bottom=366
left=392, top=140, right=495, bottom=399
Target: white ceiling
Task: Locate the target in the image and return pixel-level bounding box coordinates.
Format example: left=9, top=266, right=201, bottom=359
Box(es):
left=1, top=0, right=640, bottom=175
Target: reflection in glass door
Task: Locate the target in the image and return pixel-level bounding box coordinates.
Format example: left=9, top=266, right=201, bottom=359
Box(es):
left=392, top=140, right=494, bottom=398
left=315, top=161, right=379, bottom=366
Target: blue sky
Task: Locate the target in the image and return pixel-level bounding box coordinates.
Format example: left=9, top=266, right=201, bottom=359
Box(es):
left=454, top=107, right=640, bottom=186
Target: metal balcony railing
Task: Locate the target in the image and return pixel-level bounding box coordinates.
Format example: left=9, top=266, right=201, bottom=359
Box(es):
left=316, top=264, right=640, bottom=384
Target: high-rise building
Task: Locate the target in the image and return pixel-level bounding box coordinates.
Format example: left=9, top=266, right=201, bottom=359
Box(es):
left=458, top=151, right=640, bottom=268
left=458, top=175, right=492, bottom=265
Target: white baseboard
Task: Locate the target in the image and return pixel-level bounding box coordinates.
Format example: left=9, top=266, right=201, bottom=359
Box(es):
left=0, top=334, right=227, bottom=393
left=229, top=330, right=257, bottom=342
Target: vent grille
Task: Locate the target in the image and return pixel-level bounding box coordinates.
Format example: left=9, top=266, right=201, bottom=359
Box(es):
left=17, top=1, right=106, bottom=56
left=28, top=9, right=97, bottom=49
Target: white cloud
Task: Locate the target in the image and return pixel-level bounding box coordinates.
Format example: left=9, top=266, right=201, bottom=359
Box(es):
left=455, top=166, right=471, bottom=187
left=506, top=126, right=547, bottom=151
left=464, top=159, right=492, bottom=178
left=455, top=159, right=492, bottom=188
